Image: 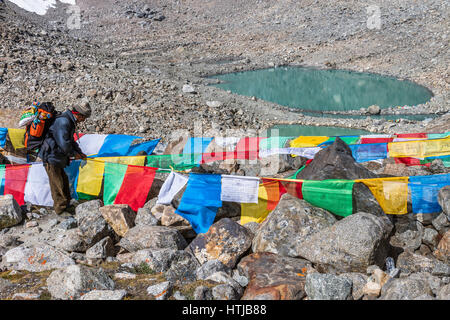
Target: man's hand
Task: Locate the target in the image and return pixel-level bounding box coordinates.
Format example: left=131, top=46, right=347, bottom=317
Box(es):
left=75, top=152, right=87, bottom=160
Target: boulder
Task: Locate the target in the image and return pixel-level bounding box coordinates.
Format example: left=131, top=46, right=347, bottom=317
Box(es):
left=75, top=200, right=114, bottom=247
left=252, top=193, right=337, bottom=257
left=119, top=225, right=187, bottom=252
left=305, top=273, right=353, bottom=300
left=164, top=251, right=200, bottom=285
left=54, top=229, right=89, bottom=253
left=237, top=252, right=312, bottom=300
left=196, top=260, right=232, bottom=280
left=379, top=275, right=433, bottom=300
left=396, top=251, right=450, bottom=277
left=79, top=289, right=127, bottom=300
left=100, top=204, right=136, bottom=237
left=296, top=212, right=393, bottom=273
left=186, top=218, right=253, bottom=269
left=135, top=208, right=158, bottom=226
left=340, top=272, right=369, bottom=300
left=1, top=244, right=75, bottom=272
left=390, top=216, right=424, bottom=251
left=422, top=228, right=440, bottom=249
left=433, top=229, right=450, bottom=263
left=161, top=205, right=189, bottom=226
left=57, top=217, right=78, bottom=230
left=206, top=271, right=243, bottom=297
left=211, top=284, right=241, bottom=300
left=131, top=248, right=177, bottom=272
left=86, top=237, right=115, bottom=259
left=0, top=195, right=23, bottom=230
left=438, top=186, right=450, bottom=216
left=432, top=213, right=450, bottom=235
left=47, top=265, right=115, bottom=300
left=194, top=286, right=213, bottom=300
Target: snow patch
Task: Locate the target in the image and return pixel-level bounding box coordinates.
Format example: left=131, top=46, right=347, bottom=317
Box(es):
left=8, top=0, right=76, bottom=16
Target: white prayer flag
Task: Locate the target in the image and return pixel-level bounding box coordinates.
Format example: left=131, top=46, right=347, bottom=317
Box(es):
left=156, top=171, right=189, bottom=205
left=24, top=163, right=54, bottom=207
left=259, top=147, right=322, bottom=159
left=220, top=175, right=260, bottom=204
left=77, top=134, right=108, bottom=156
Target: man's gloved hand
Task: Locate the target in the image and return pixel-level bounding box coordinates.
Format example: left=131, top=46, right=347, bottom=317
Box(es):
left=75, top=152, right=87, bottom=160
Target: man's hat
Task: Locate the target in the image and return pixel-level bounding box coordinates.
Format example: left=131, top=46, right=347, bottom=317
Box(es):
left=73, top=101, right=92, bottom=118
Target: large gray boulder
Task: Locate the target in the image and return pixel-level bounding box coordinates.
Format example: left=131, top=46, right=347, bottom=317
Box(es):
left=297, top=212, right=394, bottom=273
left=252, top=193, right=337, bottom=257
left=164, top=251, right=200, bottom=285
left=186, top=218, right=253, bottom=269
left=396, top=251, right=450, bottom=277
left=54, top=229, right=89, bottom=253
left=47, top=265, right=115, bottom=300
left=119, top=225, right=187, bottom=252
left=1, top=244, right=75, bottom=272
left=0, top=195, right=23, bottom=230
left=131, top=248, right=178, bottom=272
left=305, top=273, right=353, bottom=300
left=75, top=200, right=114, bottom=247
left=85, top=237, right=115, bottom=259
left=379, top=275, right=433, bottom=300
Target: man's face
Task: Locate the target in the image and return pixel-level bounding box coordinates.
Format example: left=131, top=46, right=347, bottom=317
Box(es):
left=75, top=113, right=87, bottom=123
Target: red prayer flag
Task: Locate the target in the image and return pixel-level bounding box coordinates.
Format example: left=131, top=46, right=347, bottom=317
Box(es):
left=235, top=137, right=264, bottom=160
left=395, top=133, right=427, bottom=139
left=4, top=165, right=30, bottom=206
left=261, top=179, right=287, bottom=211
left=360, top=138, right=394, bottom=144
left=394, top=157, right=431, bottom=167
left=114, top=165, right=157, bottom=211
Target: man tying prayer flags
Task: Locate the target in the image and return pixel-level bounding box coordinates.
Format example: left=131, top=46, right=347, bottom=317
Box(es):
left=39, top=102, right=91, bottom=215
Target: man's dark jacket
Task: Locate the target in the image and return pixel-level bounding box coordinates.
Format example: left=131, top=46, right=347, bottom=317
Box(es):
left=39, top=110, right=83, bottom=168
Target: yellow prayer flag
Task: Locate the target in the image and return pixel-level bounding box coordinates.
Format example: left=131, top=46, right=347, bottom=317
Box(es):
left=356, top=177, right=409, bottom=215
left=290, top=136, right=329, bottom=148
left=8, top=128, right=26, bottom=150
left=76, top=159, right=105, bottom=196
left=95, top=156, right=146, bottom=166
left=388, top=138, right=450, bottom=158
left=240, top=184, right=271, bottom=225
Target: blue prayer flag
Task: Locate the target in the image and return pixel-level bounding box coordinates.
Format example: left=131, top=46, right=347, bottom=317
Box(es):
left=182, top=137, right=213, bottom=155
left=127, top=139, right=161, bottom=156
left=97, top=134, right=142, bottom=157
left=175, top=173, right=222, bottom=234
left=409, top=174, right=450, bottom=214
left=65, top=160, right=81, bottom=200
left=0, top=128, right=8, bottom=148
left=349, top=143, right=388, bottom=163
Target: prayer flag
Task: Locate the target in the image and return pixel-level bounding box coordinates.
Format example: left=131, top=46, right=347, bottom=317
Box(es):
left=97, top=134, right=142, bottom=157
left=176, top=173, right=222, bottom=234
left=8, top=128, right=26, bottom=150
left=220, top=175, right=260, bottom=204
left=290, top=136, right=329, bottom=148
left=0, top=128, right=8, bottom=148
left=183, top=137, right=213, bottom=155
left=240, top=184, right=271, bottom=225
left=157, top=171, right=189, bottom=205
left=77, top=134, right=108, bottom=156
left=4, top=164, right=30, bottom=205
left=0, top=164, right=5, bottom=195
left=127, top=139, right=161, bottom=156
left=24, top=164, right=53, bottom=207
left=302, top=179, right=355, bottom=217
left=76, top=159, right=105, bottom=197
left=349, top=143, right=388, bottom=163
left=357, top=177, right=409, bottom=214
left=409, top=174, right=450, bottom=214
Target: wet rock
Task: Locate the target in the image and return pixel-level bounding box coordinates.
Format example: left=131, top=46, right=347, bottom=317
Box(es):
left=0, top=195, right=23, bottom=230
left=237, top=252, right=312, bottom=300
left=86, top=237, right=115, bottom=259
left=47, top=265, right=115, bottom=300
left=438, top=186, right=450, bottom=216
left=252, top=193, right=337, bottom=257
left=75, top=200, right=114, bottom=247
left=196, top=260, right=232, bottom=280
left=100, top=204, right=136, bottom=237
left=147, top=281, right=173, bottom=300
left=131, top=248, right=177, bottom=272
left=164, top=251, right=200, bottom=285
left=135, top=208, right=158, bottom=226
left=186, top=218, right=253, bottom=269
left=396, top=251, right=450, bottom=276
left=433, top=230, right=450, bottom=263
left=297, top=212, right=393, bottom=273
left=79, top=289, right=127, bottom=300
left=1, top=244, right=75, bottom=272
left=119, top=225, right=187, bottom=252
left=305, top=273, right=353, bottom=300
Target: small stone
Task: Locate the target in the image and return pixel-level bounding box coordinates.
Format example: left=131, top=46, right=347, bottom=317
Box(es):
left=182, top=84, right=196, bottom=94
left=26, top=221, right=38, bottom=228
left=147, top=281, right=173, bottom=300
left=368, top=105, right=381, bottom=115
left=58, top=217, right=77, bottom=230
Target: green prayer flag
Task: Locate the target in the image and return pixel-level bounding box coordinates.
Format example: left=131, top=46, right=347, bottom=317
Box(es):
left=325, top=136, right=360, bottom=145
left=302, top=179, right=355, bottom=217
left=103, top=162, right=128, bottom=206
left=428, top=132, right=449, bottom=140
left=146, top=154, right=200, bottom=171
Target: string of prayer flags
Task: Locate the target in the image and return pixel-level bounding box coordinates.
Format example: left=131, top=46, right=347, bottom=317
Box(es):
left=302, top=179, right=355, bottom=217
left=388, top=138, right=450, bottom=158
left=318, top=136, right=361, bottom=147
left=176, top=173, right=222, bottom=234
left=409, top=174, right=450, bottom=214
left=360, top=134, right=394, bottom=144
left=259, top=147, right=322, bottom=159
left=220, top=175, right=260, bottom=204
left=156, top=171, right=189, bottom=205
left=146, top=154, right=200, bottom=171
left=4, top=164, right=30, bottom=206
left=357, top=177, right=409, bottom=215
